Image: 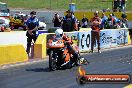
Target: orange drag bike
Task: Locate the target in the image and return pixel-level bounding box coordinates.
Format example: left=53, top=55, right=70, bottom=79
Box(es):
left=47, top=36, right=89, bottom=71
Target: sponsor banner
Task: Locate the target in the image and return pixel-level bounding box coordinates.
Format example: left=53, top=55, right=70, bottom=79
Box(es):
left=100, top=29, right=128, bottom=48
left=78, top=31, right=91, bottom=51
left=100, top=30, right=117, bottom=48
left=65, top=32, right=79, bottom=46
left=116, top=29, right=128, bottom=45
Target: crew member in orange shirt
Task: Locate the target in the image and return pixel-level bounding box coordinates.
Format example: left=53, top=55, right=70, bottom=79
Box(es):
left=90, top=11, right=101, bottom=53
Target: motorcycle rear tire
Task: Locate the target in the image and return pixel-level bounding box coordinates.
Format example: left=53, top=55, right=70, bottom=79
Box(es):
left=66, top=61, right=72, bottom=69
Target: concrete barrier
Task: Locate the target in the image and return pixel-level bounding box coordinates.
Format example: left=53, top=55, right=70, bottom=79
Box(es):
left=0, top=44, right=28, bottom=65
left=34, top=34, right=47, bottom=59
left=0, top=31, right=27, bottom=49
left=127, top=30, right=131, bottom=45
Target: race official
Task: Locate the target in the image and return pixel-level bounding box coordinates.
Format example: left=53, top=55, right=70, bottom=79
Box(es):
left=26, top=11, right=39, bottom=55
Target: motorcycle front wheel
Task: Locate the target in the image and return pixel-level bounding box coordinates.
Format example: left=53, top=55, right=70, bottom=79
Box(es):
left=49, top=50, right=57, bottom=71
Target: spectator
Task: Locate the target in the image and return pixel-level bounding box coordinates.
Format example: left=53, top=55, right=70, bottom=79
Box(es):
left=77, top=20, right=81, bottom=30
left=23, top=15, right=28, bottom=30
left=113, top=13, right=121, bottom=28
left=26, top=11, right=39, bottom=56
left=71, top=12, right=79, bottom=31
left=112, top=13, right=119, bottom=23
left=118, top=0, right=122, bottom=12
left=116, top=19, right=122, bottom=28
left=106, top=14, right=116, bottom=29
left=113, top=0, right=124, bottom=12
left=121, top=0, right=127, bottom=12
left=81, top=14, right=89, bottom=28
left=90, top=11, right=101, bottom=53
left=121, top=13, right=128, bottom=28
left=52, top=13, right=61, bottom=27
left=62, top=10, right=76, bottom=32
left=101, top=12, right=108, bottom=29
left=113, top=0, right=118, bottom=12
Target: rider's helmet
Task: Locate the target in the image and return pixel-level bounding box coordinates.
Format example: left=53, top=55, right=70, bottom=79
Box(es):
left=55, top=29, right=63, bottom=37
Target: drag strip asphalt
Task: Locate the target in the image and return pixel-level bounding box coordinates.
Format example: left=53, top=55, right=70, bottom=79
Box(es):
left=0, top=46, right=132, bottom=88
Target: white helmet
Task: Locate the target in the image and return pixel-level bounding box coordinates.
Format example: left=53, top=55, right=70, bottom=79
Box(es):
left=55, top=29, right=63, bottom=37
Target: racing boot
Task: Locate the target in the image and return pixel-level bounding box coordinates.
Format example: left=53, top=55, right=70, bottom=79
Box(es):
left=73, top=52, right=80, bottom=66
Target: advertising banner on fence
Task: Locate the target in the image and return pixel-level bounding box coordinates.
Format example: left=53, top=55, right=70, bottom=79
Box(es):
left=116, top=29, right=128, bottom=45
left=65, top=32, right=79, bottom=46
left=78, top=31, right=91, bottom=51
left=100, top=30, right=117, bottom=48
left=100, top=29, right=128, bottom=49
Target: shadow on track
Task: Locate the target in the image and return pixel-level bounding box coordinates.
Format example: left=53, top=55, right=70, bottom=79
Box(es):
left=26, top=67, right=50, bottom=72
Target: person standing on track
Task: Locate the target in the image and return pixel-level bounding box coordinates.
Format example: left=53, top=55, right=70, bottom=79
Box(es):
left=90, top=11, right=102, bottom=53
